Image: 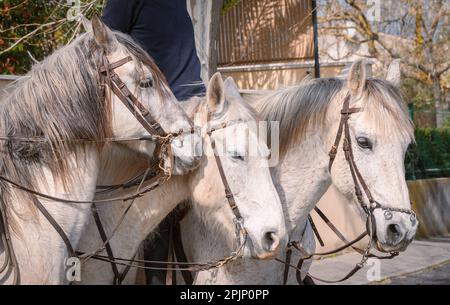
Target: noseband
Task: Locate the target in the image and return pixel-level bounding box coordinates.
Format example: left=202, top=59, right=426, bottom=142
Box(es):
left=280, top=93, right=417, bottom=284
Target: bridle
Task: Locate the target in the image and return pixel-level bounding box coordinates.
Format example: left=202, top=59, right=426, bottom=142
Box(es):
left=276, top=93, right=418, bottom=284
left=0, top=41, right=248, bottom=284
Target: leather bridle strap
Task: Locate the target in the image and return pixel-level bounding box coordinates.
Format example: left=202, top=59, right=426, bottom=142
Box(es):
left=282, top=248, right=293, bottom=285
left=310, top=207, right=398, bottom=259
left=328, top=95, right=361, bottom=171
left=160, top=122, right=248, bottom=285
left=99, top=56, right=167, bottom=137
left=207, top=127, right=243, bottom=221
left=172, top=218, right=194, bottom=285
left=86, top=168, right=153, bottom=285
left=33, top=198, right=76, bottom=258
left=99, top=56, right=135, bottom=73
left=91, top=203, right=121, bottom=284
left=307, top=214, right=324, bottom=247
left=312, top=207, right=364, bottom=254
left=163, top=213, right=195, bottom=286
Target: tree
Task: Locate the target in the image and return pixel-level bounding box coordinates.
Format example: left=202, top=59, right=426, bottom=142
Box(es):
left=318, top=0, right=449, bottom=126
left=0, top=0, right=104, bottom=75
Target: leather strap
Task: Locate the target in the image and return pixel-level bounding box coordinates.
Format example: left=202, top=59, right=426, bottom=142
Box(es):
left=104, top=69, right=166, bottom=137
left=33, top=198, right=76, bottom=258
left=307, top=215, right=324, bottom=247
left=295, top=258, right=305, bottom=285
left=99, top=56, right=133, bottom=73
left=172, top=219, right=194, bottom=285
left=282, top=248, right=292, bottom=285
left=91, top=203, right=121, bottom=284
left=208, top=134, right=243, bottom=221
left=328, top=95, right=361, bottom=171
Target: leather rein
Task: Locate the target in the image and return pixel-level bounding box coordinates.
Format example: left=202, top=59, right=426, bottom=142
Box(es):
left=0, top=44, right=248, bottom=284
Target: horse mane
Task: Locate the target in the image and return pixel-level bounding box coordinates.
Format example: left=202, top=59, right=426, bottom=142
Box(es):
left=254, top=77, right=414, bottom=156
left=0, top=30, right=168, bottom=230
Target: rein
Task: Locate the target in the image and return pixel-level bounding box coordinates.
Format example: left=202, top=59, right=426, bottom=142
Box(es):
left=278, top=93, right=416, bottom=284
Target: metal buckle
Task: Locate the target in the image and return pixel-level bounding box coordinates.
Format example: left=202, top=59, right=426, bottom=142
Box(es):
left=234, top=217, right=245, bottom=234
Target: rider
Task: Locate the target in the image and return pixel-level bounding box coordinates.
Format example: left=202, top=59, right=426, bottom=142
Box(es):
left=102, top=0, right=206, bottom=101
left=102, top=0, right=206, bottom=284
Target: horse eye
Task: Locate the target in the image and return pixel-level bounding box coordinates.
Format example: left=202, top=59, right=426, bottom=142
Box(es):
left=139, top=77, right=153, bottom=89
left=356, top=137, right=372, bottom=150
left=231, top=152, right=245, bottom=161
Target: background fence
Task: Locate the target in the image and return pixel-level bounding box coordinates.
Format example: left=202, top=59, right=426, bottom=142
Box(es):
left=218, top=0, right=314, bottom=66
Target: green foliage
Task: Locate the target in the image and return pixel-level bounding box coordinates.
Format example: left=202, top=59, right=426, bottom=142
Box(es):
left=0, top=0, right=103, bottom=75
left=405, top=128, right=450, bottom=180
left=401, top=77, right=435, bottom=110
left=443, top=116, right=450, bottom=129
left=222, top=0, right=241, bottom=14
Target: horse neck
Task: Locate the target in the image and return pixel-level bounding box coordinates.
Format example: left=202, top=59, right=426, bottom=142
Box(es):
left=4, top=146, right=100, bottom=284
left=274, top=130, right=332, bottom=234
left=77, top=159, right=190, bottom=284
left=273, top=86, right=348, bottom=234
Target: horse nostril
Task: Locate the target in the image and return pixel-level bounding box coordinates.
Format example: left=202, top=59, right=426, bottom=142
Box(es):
left=262, top=232, right=280, bottom=253
left=386, top=223, right=403, bottom=245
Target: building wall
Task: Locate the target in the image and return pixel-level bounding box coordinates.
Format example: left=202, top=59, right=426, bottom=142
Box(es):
left=217, top=0, right=314, bottom=66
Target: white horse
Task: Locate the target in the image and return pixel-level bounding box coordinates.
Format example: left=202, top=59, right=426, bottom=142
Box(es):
left=0, top=16, right=201, bottom=284
left=178, top=60, right=419, bottom=284
left=76, top=72, right=287, bottom=284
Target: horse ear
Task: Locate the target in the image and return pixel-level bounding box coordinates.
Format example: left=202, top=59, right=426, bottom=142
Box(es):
left=386, top=59, right=401, bottom=87
left=347, top=60, right=367, bottom=97
left=91, top=14, right=117, bottom=52
left=81, top=15, right=92, bottom=33
left=207, top=72, right=226, bottom=114
left=224, top=76, right=241, bottom=100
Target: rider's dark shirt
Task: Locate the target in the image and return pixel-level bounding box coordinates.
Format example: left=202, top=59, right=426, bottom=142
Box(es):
left=102, top=0, right=205, bottom=101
